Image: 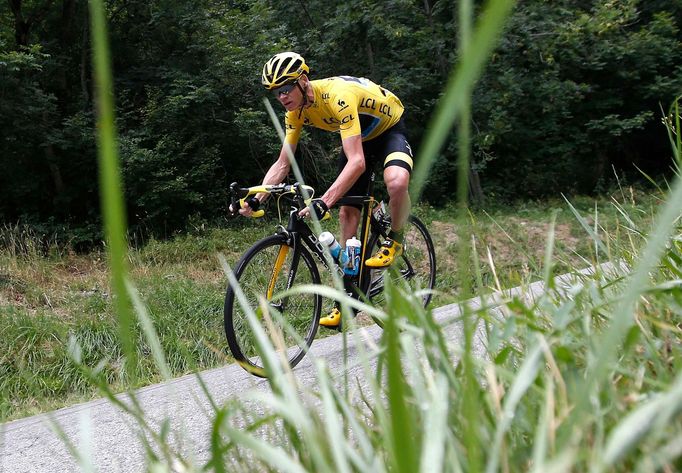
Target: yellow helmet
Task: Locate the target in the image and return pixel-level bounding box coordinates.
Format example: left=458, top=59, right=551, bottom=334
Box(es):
left=261, top=52, right=309, bottom=89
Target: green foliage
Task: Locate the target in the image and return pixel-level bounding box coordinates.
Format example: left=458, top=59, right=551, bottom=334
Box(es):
left=0, top=190, right=660, bottom=421
left=0, top=276, right=227, bottom=421
left=2, top=0, right=682, bottom=241
left=0, top=306, right=87, bottom=419
left=25, top=1, right=682, bottom=470
left=0, top=45, right=60, bottom=221
left=467, top=1, right=682, bottom=198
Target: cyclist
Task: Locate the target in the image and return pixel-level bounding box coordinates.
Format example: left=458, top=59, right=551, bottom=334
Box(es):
left=237, top=51, right=415, bottom=327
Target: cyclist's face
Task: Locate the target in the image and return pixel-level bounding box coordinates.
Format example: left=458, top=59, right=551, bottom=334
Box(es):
left=274, top=80, right=303, bottom=111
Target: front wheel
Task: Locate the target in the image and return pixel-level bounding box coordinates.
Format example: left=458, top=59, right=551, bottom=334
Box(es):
left=366, top=215, right=436, bottom=307
left=224, top=234, right=322, bottom=377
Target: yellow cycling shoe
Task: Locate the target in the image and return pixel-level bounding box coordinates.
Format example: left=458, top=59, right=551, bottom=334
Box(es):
left=365, top=239, right=403, bottom=268
left=319, top=307, right=342, bottom=328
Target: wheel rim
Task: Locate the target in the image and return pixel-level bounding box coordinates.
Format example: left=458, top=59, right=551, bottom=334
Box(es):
left=227, top=241, right=320, bottom=371
left=369, top=217, right=435, bottom=306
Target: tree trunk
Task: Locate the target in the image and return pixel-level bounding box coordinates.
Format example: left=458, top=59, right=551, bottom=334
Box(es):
left=9, top=0, right=29, bottom=46
left=469, top=168, right=484, bottom=204
left=80, top=18, right=90, bottom=107
left=423, top=0, right=449, bottom=78
left=45, top=143, right=65, bottom=196
left=8, top=0, right=56, bottom=47
left=366, top=41, right=375, bottom=78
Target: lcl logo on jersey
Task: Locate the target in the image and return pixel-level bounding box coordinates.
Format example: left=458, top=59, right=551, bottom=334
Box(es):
left=323, top=115, right=354, bottom=126
left=337, top=99, right=349, bottom=112
left=379, top=104, right=393, bottom=117
left=360, top=97, right=377, bottom=110
left=322, top=93, right=330, bottom=100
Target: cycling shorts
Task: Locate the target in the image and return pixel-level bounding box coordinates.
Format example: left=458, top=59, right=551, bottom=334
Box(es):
left=337, top=117, right=414, bottom=202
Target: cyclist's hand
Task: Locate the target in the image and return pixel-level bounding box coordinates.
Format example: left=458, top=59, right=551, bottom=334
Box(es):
left=232, top=197, right=261, bottom=217
left=299, top=198, right=330, bottom=220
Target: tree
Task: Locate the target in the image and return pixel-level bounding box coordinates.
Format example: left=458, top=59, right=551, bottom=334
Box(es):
left=466, top=0, right=682, bottom=198
left=2, top=0, right=682, bottom=242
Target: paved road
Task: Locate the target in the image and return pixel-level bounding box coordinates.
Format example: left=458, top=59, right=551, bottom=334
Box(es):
left=0, top=264, right=620, bottom=472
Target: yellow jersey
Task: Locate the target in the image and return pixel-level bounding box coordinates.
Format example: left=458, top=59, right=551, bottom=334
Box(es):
left=284, top=76, right=404, bottom=145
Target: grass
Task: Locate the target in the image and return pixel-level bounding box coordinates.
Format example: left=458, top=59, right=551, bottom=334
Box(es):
left=0, top=187, right=661, bottom=421
left=6, top=0, right=682, bottom=471
left=198, top=217, right=682, bottom=472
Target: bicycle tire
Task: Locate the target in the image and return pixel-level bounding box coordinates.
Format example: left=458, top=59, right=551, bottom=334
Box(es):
left=224, top=234, right=322, bottom=377
left=366, top=214, right=436, bottom=307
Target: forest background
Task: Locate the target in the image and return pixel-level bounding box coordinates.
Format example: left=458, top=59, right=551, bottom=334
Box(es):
left=2, top=0, right=682, bottom=246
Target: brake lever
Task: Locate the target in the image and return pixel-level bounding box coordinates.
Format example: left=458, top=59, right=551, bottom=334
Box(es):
left=228, top=182, right=241, bottom=218
left=228, top=182, right=265, bottom=218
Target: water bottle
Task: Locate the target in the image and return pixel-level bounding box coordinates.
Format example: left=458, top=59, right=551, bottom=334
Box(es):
left=344, top=236, right=361, bottom=276
left=319, top=231, right=345, bottom=265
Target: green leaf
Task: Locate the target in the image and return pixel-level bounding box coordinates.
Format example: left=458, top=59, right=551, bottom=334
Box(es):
left=494, top=346, right=513, bottom=365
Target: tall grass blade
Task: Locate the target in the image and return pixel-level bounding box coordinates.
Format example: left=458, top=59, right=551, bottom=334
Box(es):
left=220, top=255, right=336, bottom=470
left=543, top=211, right=558, bottom=285
left=317, top=363, right=352, bottom=473
left=126, top=280, right=172, bottom=381
left=262, top=96, right=353, bottom=386
left=384, top=279, right=418, bottom=473
left=262, top=99, right=334, bottom=261
left=88, top=0, right=137, bottom=378
left=675, top=97, right=681, bottom=170
left=457, top=1, right=482, bottom=469
left=208, top=407, right=229, bottom=473
left=222, top=423, right=307, bottom=473
left=218, top=255, right=284, bottom=380
left=601, top=371, right=682, bottom=469
left=662, top=97, right=681, bottom=175
left=77, top=410, right=95, bottom=473
left=563, top=196, right=609, bottom=257
left=486, top=342, right=543, bottom=473
left=530, top=374, right=553, bottom=473
left=565, top=102, right=682, bottom=445
left=635, top=436, right=682, bottom=473
left=419, top=375, right=449, bottom=473
left=591, top=185, right=682, bottom=364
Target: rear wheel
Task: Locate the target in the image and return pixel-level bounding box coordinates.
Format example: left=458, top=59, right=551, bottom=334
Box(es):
left=224, top=235, right=321, bottom=377
left=366, top=215, right=436, bottom=307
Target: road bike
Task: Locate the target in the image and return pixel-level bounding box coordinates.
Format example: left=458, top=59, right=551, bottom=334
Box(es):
left=224, top=174, right=436, bottom=377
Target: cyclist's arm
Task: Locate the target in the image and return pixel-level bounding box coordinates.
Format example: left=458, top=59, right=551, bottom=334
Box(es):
left=239, top=109, right=304, bottom=216
left=264, top=110, right=302, bottom=190
left=298, top=134, right=364, bottom=218
left=319, top=134, right=365, bottom=207
left=262, top=143, right=295, bottom=188
left=236, top=143, right=296, bottom=216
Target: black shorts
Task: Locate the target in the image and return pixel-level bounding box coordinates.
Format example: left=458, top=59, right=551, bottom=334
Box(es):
left=337, top=117, right=414, bottom=200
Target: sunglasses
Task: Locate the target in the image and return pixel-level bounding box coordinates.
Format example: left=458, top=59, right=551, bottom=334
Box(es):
left=272, top=81, right=298, bottom=97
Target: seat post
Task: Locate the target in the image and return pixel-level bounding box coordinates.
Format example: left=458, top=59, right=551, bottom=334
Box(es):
left=365, top=172, right=376, bottom=197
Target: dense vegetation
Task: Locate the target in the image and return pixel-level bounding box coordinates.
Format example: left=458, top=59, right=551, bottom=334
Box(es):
left=0, top=192, right=658, bottom=421
left=1, top=0, right=681, bottom=242
left=4, top=2, right=682, bottom=470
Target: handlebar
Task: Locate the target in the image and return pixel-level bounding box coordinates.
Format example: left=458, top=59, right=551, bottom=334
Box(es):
left=228, top=182, right=316, bottom=218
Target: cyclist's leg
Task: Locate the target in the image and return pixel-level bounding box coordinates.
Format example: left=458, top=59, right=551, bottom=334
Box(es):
left=336, top=146, right=375, bottom=242
left=366, top=118, right=414, bottom=268
left=381, top=117, right=414, bottom=235
left=384, top=166, right=410, bottom=233
left=339, top=206, right=361, bottom=243
left=320, top=147, right=375, bottom=328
